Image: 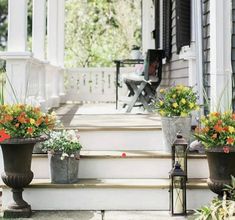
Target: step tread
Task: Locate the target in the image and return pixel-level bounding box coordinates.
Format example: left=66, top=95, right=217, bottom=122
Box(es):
left=32, top=151, right=206, bottom=159
left=56, top=114, right=162, bottom=131
left=1, top=178, right=208, bottom=189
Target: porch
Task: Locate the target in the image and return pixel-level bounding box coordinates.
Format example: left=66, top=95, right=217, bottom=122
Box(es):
left=0, top=102, right=214, bottom=213
left=0, top=0, right=233, bottom=217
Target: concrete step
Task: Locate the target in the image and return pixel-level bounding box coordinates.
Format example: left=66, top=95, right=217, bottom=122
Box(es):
left=1, top=178, right=215, bottom=211
left=30, top=151, right=208, bottom=179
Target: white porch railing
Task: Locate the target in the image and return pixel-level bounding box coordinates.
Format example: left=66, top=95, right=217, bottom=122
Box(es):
left=65, top=67, right=134, bottom=103
left=25, top=59, right=65, bottom=110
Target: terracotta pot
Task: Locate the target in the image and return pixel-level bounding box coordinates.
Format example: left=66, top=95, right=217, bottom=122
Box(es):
left=0, top=136, right=47, bottom=218
left=206, top=147, right=235, bottom=197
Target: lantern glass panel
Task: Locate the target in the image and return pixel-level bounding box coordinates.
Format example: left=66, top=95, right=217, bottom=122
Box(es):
left=174, top=144, right=186, bottom=172
left=172, top=176, right=186, bottom=214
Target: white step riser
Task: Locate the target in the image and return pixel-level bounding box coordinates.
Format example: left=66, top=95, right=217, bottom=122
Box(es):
left=79, top=130, right=165, bottom=151
left=30, top=157, right=209, bottom=179
left=2, top=187, right=215, bottom=210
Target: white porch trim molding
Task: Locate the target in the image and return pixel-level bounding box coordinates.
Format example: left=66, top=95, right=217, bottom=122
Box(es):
left=179, top=0, right=204, bottom=108
left=209, top=0, right=232, bottom=112
left=142, top=0, right=155, bottom=54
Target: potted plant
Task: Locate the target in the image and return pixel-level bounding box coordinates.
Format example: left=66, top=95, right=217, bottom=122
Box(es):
left=0, top=104, right=56, bottom=218
left=194, top=111, right=235, bottom=197
left=155, top=85, right=199, bottom=152
left=130, top=45, right=142, bottom=59
left=42, top=130, right=82, bottom=184
left=194, top=176, right=235, bottom=219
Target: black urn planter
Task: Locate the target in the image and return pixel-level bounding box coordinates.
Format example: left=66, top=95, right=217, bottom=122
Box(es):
left=0, top=137, right=46, bottom=218
left=206, top=148, right=235, bottom=197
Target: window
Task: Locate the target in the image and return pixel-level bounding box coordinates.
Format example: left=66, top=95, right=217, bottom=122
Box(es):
left=175, top=0, right=191, bottom=54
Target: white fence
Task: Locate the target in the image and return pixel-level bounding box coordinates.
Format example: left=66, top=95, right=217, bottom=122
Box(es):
left=65, top=67, right=134, bottom=103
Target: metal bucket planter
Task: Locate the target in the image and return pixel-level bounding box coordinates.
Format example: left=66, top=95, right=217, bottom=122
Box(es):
left=161, top=116, right=191, bottom=152
left=206, top=148, right=235, bottom=197
left=48, top=151, right=80, bottom=184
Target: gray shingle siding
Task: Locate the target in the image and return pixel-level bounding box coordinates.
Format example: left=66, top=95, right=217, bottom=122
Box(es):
left=161, top=0, right=189, bottom=87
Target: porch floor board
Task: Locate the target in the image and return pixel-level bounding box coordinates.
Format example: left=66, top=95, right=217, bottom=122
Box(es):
left=55, top=103, right=161, bottom=129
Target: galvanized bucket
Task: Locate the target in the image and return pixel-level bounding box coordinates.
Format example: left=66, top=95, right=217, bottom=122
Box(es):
left=48, top=151, right=80, bottom=184
left=161, top=116, right=191, bottom=152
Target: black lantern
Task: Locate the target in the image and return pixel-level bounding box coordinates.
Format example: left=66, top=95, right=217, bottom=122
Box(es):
left=172, top=134, right=188, bottom=176
left=170, top=161, right=187, bottom=216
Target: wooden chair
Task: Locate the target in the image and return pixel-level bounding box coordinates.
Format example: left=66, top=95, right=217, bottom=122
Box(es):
left=123, top=49, right=164, bottom=112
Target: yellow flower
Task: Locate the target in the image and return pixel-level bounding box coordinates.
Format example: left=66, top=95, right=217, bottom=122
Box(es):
left=172, top=94, right=176, bottom=98
left=189, top=102, right=194, bottom=109
left=159, top=100, right=164, bottom=106
left=181, top=98, right=186, bottom=104
left=160, top=89, right=165, bottom=93
left=172, top=103, right=178, bottom=108
left=180, top=112, right=188, bottom=117
left=228, top=126, right=235, bottom=134
left=159, top=110, right=165, bottom=116
left=195, top=105, right=200, bottom=110
left=30, top=118, right=36, bottom=125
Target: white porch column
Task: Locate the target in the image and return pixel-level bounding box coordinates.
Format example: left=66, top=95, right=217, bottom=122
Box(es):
left=32, top=0, right=47, bottom=108
left=46, top=0, right=62, bottom=107
left=58, top=0, right=65, bottom=67
left=142, top=0, right=155, bottom=53
left=0, top=0, right=33, bottom=104
left=32, top=0, right=46, bottom=60
left=210, top=0, right=232, bottom=111
left=57, top=0, right=66, bottom=102
left=7, top=0, right=28, bottom=52
left=47, top=0, right=58, bottom=65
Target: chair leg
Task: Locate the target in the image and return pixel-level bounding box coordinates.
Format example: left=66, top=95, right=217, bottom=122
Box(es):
left=126, top=82, right=147, bottom=113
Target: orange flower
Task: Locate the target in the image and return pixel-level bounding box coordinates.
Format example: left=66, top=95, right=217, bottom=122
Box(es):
left=227, top=137, right=235, bottom=145
left=212, top=133, right=217, bottom=139
left=202, top=127, right=210, bottom=133
left=35, top=117, right=43, bottom=127
left=214, top=124, right=223, bottom=133
left=232, top=114, right=235, bottom=120
left=217, top=120, right=223, bottom=125
left=27, top=127, right=34, bottom=135
left=211, top=112, right=220, bottom=117
left=4, top=115, right=13, bottom=122
left=45, top=116, right=49, bottom=125
left=17, top=112, right=27, bottom=124
left=33, top=107, right=40, bottom=113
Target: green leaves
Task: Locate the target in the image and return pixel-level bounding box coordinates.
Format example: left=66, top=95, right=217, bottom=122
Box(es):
left=65, top=0, right=141, bottom=67
left=155, top=85, right=199, bottom=117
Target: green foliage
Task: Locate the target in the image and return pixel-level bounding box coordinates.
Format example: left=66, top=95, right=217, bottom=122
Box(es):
left=0, top=104, right=56, bottom=138
left=194, top=112, right=235, bottom=149
left=155, top=85, right=199, bottom=117
left=0, top=0, right=8, bottom=50
left=65, top=0, right=141, bottom=67
left=194, top=176, right=235, bottom=220
left=42, top=130, right=82, bottom=157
